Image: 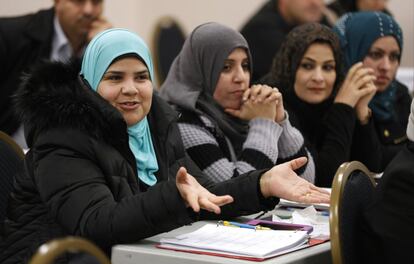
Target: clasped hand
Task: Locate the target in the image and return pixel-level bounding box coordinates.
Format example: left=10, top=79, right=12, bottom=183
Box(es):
left=335, top=62, right=376, bottom=107
left=225, top=85, right=285, bottom=123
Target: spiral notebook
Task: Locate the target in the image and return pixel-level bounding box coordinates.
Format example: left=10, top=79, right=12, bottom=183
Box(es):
left=157, top=223, right=309, bottom=261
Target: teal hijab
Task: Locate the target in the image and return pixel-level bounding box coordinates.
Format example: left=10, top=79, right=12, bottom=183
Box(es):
left=333, top=12, right=403, bottom=121
left=81, top=28, right=158, bottom=186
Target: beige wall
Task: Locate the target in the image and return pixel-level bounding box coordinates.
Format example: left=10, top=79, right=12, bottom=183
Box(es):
left=0, top=0, right=412, bottom=66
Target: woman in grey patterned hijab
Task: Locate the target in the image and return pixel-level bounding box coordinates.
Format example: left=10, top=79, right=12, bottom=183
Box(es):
left=160, top=22, right=315, bottom=184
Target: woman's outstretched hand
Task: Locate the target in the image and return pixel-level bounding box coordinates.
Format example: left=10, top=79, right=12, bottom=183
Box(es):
left=260, top=157, right=330, bottom=204
left=175, top=167, right=234, bottom=214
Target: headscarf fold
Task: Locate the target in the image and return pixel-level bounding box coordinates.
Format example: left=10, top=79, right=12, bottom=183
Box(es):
left=333, top=12, right=403, bottom=121
left=81, top=28, right=158, bottom=186
left=160, top=22, right=253, bottom=154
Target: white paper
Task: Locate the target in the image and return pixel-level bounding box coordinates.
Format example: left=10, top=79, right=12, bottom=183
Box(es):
left=160, top=224, right=308, bottom=258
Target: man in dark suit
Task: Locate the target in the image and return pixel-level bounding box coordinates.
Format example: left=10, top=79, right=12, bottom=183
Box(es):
left=240, top=0, right=329, bottom=82
left=0, top=0, right=111, bottom=148
left=361, top=99, right=414, bottom=263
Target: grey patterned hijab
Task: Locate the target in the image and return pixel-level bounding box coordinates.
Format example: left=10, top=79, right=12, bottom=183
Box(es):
left=160, top=22, right=252, bottom=153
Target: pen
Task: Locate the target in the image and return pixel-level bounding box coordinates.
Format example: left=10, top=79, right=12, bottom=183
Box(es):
left=319, top=211, right=329, bottom=216
left=222, top=221, right=271, bottom=230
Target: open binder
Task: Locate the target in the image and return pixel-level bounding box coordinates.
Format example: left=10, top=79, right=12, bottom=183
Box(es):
left=157, top=223, right=309, bottom=261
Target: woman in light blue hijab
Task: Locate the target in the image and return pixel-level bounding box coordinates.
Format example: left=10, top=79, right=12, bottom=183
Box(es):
left=81, top=28, right=159, bottom=186
left=334, top=12, right=411, bottom=169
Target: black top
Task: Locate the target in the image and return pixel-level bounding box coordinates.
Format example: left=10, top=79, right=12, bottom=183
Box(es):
left=278, top=88, right=382, bottom=187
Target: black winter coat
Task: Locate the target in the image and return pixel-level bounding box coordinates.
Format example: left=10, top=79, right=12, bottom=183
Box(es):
left=0, top=62, right=277, bottom=263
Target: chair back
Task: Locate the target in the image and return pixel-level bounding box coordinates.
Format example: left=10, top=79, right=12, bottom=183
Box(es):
left=152, top=16, right=186, bottom=86
left=330, top=161, right=376, bottom=264
left=0, top=131, right=24, bottom=223
left=29, top=236, right=111, bottom=264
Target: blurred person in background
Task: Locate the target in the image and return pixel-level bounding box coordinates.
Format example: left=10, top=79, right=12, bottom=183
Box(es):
left=240, top=0, right=330, bottom=81
left=0, top=0, right=112, bottom=148
left=326, top=0, right=391, bottom=25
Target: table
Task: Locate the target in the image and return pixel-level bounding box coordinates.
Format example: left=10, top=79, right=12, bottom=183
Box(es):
left=111, top=221, right=332, bottom=264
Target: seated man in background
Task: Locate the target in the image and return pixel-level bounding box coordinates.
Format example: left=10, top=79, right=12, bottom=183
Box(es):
left=240, top=0, right=330, bottom=81
left=326, top=0, right=391, bottom=25
left=0, top=0, right=111, bottom=148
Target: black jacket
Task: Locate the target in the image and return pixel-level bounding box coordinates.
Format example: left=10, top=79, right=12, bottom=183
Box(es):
left=0, top=62, right=277, bottom=263
left=0, top=8, right=55, bottom=135
left=360, top=141, right=414, bottom=263
left=240, top=0, right=330, bottom=81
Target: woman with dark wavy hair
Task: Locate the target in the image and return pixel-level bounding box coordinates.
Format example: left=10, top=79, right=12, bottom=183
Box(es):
left=261, top=22, right=381, bottom=186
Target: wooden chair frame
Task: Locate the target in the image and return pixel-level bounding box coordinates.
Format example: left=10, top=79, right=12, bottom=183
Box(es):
left=0, top=131, right=24, bottom=159
left=329, top=161, right=376, bottom=264
left=29, top=236, right=111, bottom=264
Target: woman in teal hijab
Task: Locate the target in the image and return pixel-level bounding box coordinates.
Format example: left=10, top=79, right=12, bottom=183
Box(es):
left=81, top=28, right=159, bottom=186
left=334, top=12, right=411, bottom=170
left=1, top=28, right=330, bottom=262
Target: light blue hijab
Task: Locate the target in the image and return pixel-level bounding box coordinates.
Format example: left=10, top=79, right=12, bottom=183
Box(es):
left=81, top=28, right=158, bottom=186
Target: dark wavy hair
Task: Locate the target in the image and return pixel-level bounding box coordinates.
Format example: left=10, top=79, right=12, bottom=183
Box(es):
left=264, top=23, right=344, bottom=99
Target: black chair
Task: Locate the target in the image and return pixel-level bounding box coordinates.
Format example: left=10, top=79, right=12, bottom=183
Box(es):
left=330, top=161, right=376, bottom=264
left=29, top=236, right=111, bottom=264
left=0, top=131, right=24, bottom=224
left=152, top=16, right=186, bottom=86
